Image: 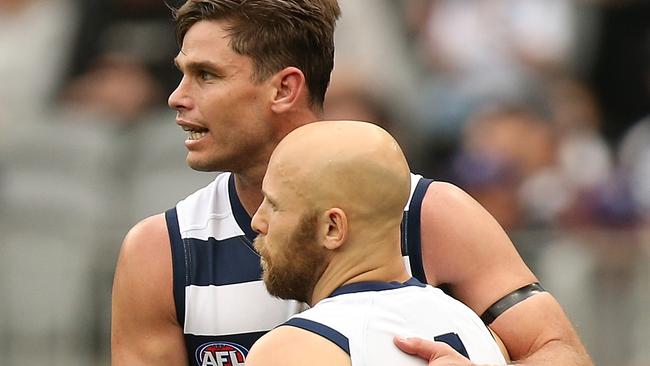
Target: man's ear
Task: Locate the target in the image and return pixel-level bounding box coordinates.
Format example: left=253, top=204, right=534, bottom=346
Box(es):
left=321, top=208, right=347, bottom=250
left=270, top=67, right=306, bottom=114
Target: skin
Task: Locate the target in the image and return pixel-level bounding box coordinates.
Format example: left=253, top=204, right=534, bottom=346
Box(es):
left=246, top=325, right=351, bottom=366
left=111, top=19, right=592, bottom=366
left=395, top=336, right=474, bottom=365
left=247, top=121, right=413, bottom=365
left=393, top=332, right=511, bottom=366
left=252, top=121, right=413, bottom=307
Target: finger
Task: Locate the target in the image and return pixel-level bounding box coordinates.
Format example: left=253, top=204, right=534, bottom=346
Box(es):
left=394, top=336, right=453, bottom=361
left=393, top=336, right=421, bottom=355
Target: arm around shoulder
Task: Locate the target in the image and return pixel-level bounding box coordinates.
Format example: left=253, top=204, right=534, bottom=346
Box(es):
left=419, top=182, right=537, bottom=309
left=246, top=326, right=351, bottom=366
left=111, top=214, right=188, bottom=366
left=418, top=182, right=592, bottom=365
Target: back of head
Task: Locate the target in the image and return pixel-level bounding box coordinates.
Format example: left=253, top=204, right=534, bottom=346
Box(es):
left=173, top=0, right=341, bottom=108
left=272, top=121, right=411, bottom=234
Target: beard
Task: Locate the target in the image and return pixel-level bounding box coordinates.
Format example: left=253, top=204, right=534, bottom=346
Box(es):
left=253, top=211, right=328, bottom=304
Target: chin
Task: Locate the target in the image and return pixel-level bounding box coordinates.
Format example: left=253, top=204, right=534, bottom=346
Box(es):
left=186, top=155, right=226, bottom=172
left=188, top=163, right=217, bottom=172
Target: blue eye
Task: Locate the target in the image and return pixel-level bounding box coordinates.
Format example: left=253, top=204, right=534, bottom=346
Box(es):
left=199, top=71, right=215, bottom=81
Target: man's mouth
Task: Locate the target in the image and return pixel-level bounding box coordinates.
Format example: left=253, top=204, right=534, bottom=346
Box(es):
left=182, top=126, right=208, bottom=141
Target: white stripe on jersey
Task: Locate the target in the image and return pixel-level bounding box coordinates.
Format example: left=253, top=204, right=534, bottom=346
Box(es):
left=184, top=281, right=301, bottom=336
left=176, top=173, right=245, bottom=241
left=405, top=173, right=422, bottom=210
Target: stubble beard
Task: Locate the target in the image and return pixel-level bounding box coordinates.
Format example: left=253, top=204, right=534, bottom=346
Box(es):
left=254, top=212, right=327, bottom=304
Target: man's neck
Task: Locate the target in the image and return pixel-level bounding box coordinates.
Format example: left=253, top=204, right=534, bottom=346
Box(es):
left=233, top=172, right=264, bottom=218
left=309, top=249, right=411, bottom=307
left=232, top=110, right=322, bottom=217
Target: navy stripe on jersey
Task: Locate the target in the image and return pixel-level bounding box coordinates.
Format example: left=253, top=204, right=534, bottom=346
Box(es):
left=434, top=332, right=469, bottom=359
left=184, top=236, right=262, bottom=286
left=187, top=331, right=267, bottom=366
left=228, top=174, right=257, bottom=241
left=329, top=277, right=426, bottom=298
left=400, top=211, right=408, bottom=256
left=166, top=207, right=186, bottom=326
left=283, top=317, right=350, bottom=355
left=404, top=177, right=433, bottom=283
left=166, top=205, right=262, bottom=330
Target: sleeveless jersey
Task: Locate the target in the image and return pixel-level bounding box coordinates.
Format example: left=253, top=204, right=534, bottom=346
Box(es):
left=165, top=172, right=433, bottom=365
left=282, top=278, right=506, bottom=365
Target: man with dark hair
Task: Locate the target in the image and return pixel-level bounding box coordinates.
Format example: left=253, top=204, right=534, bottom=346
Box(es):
left=111, top=1, right=592, bottom=365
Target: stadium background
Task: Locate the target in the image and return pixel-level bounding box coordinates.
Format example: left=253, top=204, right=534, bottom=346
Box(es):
left=0, top=0, right=648, bottom=364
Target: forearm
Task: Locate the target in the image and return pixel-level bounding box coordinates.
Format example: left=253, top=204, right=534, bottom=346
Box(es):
left=507, top=338, right=592, bottom=366
left=491, top=293, right=592, bottom=366
left=395, top=336, right=592, bottom=366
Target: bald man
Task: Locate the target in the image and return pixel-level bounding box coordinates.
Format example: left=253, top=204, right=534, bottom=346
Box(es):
left=246, top=121, right=507, bottom=366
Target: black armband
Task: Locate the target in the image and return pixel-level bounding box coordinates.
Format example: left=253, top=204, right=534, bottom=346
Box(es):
left=480, top=283, right=545, bottom=325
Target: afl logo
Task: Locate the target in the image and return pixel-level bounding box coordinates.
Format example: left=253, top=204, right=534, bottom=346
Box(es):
left=195, top=341, right=248, bottom=366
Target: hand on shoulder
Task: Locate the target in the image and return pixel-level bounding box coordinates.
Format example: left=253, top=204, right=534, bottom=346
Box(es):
left=394, top=336, right=477, bottom=366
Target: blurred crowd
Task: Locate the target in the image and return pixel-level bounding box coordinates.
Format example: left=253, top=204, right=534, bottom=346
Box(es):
left=0, top=0, right=648, bottom=365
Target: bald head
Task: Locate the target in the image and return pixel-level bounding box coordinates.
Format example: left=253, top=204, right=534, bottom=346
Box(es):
left=253, top=121, right=412, bottom=304
left=268, top=121, right=411, bottom=227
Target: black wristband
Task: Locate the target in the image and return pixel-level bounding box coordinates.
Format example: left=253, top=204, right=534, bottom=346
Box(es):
left=480, top=283, right=545, bottom=325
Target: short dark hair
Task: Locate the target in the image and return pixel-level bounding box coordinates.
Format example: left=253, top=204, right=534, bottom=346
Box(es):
left=174, top=0, right=341, bottom=108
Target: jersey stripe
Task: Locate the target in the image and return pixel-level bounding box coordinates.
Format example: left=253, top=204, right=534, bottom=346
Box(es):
left=435, top=332, right=470, bottom=359
left=283, top=317, right=351, bottom=355
left=184, top=281, right=297, bottom=335
left=183, top=237, right=262, bottom=286
left=404, top=178, right=434, bottom=283
left=328, top=277, right=426, bottom=298
left=166, top=207, right=187, bottom=326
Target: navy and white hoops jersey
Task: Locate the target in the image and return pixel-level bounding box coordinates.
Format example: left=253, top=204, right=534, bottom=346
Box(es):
left=165, top=172, right=433, bottom=365
left=283, top=278, right=506, bottom=365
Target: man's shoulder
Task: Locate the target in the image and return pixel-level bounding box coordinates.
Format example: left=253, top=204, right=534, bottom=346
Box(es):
left=407, top=172, right=471, bottom=210
left=119, top=174, right=221, bottom=256
left=121, top=213, right=170, bottom=260
left=419, top=179, right=477, bottom=212
left=246, top=324, right=351, bottom=366
left=112, top=212, right=180, bottom=362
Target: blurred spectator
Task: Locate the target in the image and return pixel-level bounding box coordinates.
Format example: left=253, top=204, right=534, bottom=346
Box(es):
left=447, top=74, right=643, bottom=231
left=61, top=53, right=162, bottom=122
left=0, top=0, right=78, bottom=118
left=333, top=0, right=419, bottom=115
left=406, top=0, right=582, bottom=140
left=619, top=116, right=650, bottom=221
left=325, top=74, right=396, bottom=135
left=543, top=77, right=643, bottom=229
left=450, top=104, right=557, bottom=229
left=590, top=1, right=650, bottom=143
left=325, top=71, right=427, bottom=171
left=548, top=78, right=613, bottom=192
left=59, top=0, right=178, bottom=122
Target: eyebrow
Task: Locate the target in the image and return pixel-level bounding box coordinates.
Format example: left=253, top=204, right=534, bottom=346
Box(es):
left=173, top=57, right=224, bottom=74
left=261, top=189, right=280, bottom=207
